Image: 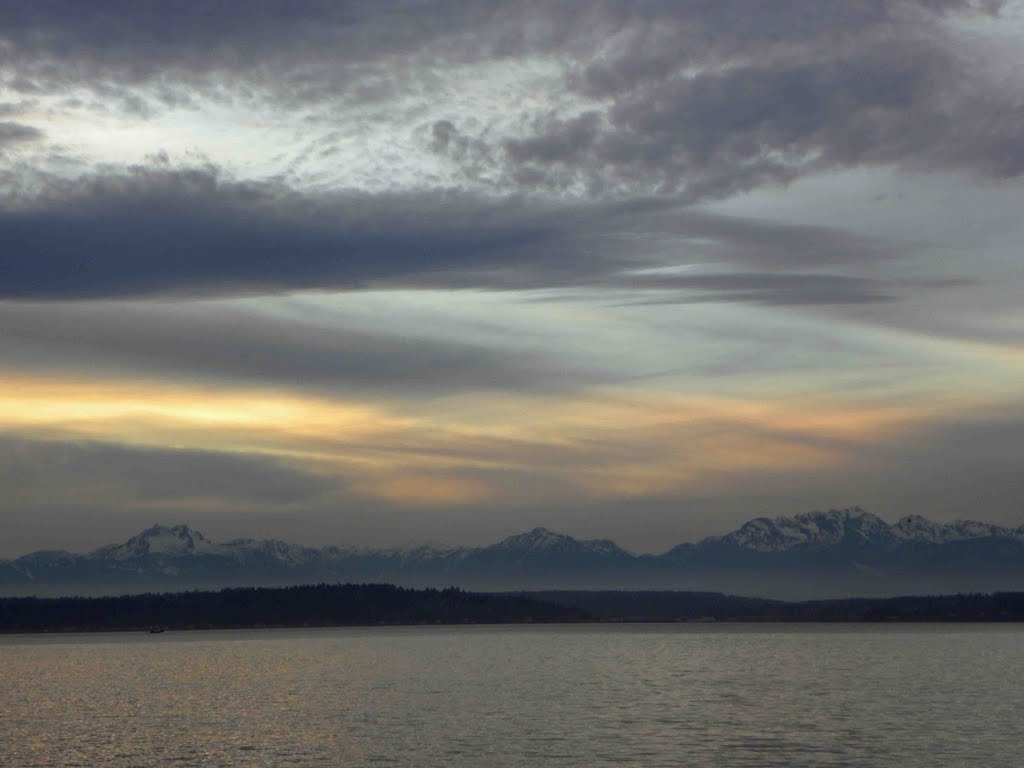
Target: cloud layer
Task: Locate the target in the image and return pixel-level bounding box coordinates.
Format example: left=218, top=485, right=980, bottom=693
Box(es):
left=1, top=0, right=1022, bottom=553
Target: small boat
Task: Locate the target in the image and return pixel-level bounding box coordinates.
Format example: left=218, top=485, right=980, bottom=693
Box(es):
left=147, top=626, right=166, bottom=634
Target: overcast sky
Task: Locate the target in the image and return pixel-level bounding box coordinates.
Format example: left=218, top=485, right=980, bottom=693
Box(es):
left=2, top=0, right=1023, bottom=555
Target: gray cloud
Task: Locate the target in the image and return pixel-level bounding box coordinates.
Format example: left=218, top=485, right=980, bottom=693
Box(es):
left=0, top=298, right=592, bottom=395
left=2, top=2, right=1006, bottom=145
left=0, top=0, right=1021, bottom=560
left=613, top=272, right=896, bottom=306
left=1, top=1, right=1015, bottom=200
left=612, top=206, right=897, bottom=269
left=475, top=1, right=1018, bottom=196
left=0, top=101, right=36, bottom=117
left=0, top=1, right=985, bottom=81
left=0, top=0, right=539, bottom=110
left=0, top=435, right=334, bottom=508
left=0, top=166, right=586, bottom=298
left=1, top=163, right=951, bottom=321
left=0, top=122, right=42, bottom=150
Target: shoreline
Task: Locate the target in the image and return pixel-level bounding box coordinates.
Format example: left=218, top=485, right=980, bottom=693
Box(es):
left=4, top=584, right=1024, bottom=632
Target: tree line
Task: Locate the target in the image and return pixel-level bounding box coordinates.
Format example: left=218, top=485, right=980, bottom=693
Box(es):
left=0, top=583, right=588, bottom=632
left=3, top=584, right=1024, bottom=633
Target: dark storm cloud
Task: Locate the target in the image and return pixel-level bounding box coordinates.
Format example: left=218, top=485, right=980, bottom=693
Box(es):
left=1, top=0, right=1015, bottom=198
left=0, top=0, right=530, bottom=107
left=491, top=2, right=1021, bottom=196
left=2, top=1, right=1007, bottom=148
left=0, top=299, right=591, bottom=395
left=0, top=165, right=923, bottom=306
left=0, top=165, right=917, bottom=307
left=0, top=1, right=984, bottom=79
left=0, top=0, right=367, bottom=87
left=0, top=166, right=585, bottom=298
left=0, top=435, right=334, bottom=506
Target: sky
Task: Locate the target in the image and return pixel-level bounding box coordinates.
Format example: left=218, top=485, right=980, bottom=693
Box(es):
left=1, top=0, right=1023, bottom=556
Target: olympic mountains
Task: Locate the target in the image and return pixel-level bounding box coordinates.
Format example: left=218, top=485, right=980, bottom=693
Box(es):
left=3, top=508, right=1024, bottom=599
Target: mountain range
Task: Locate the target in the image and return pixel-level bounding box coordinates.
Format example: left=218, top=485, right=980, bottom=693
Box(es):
left=3, top=507, right=1024, bottom=599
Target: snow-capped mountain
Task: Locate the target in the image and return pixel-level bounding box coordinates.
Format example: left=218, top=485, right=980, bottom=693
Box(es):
left=670, top=507, right=1024, bottom=554
left=890, top=515, right=1022, bottom=544
left=708, top=507, right=894, bottom=551
left=94, top=524, right=219, bottom=560
left=485, top=527, right=631, bottom=558
left=88, top=524, right=321, bottom=566
left=3, top=510, right=1024, bottom=599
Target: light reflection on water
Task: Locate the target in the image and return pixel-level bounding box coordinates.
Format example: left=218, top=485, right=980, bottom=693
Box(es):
left=1, top=624, right=1022, bottom=767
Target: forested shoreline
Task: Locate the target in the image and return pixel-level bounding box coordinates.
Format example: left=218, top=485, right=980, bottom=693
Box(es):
left=2, top=584, right=1024, bottom=633
left=0, top=584, right=587, bottom=632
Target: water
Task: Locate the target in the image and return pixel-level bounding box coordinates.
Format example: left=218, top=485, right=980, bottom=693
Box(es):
left=1, top=624, right=1022, bottom=767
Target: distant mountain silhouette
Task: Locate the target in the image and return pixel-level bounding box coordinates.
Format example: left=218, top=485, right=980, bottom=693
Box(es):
left=4, top=508, right=1024, bottom=598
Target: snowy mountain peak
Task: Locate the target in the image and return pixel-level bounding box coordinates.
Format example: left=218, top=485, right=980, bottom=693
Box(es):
left=94, top=524, right=215, bottom=560
left=892, top=515, right=948, bottom=542
left=490, top=527, right=628, bottom=556
left=715, top=507, right=890, bottom=552
left=144, top=523, right=207, bottom=541
left=793, top=506, right=873, bottom=523
left=893, top=516, right=1018, bottom=544
left=494, top=527, right=578, bottom=551
left=6, top=510, right=1024, bottom=598
left=708, top=507, right=1024, bottom=553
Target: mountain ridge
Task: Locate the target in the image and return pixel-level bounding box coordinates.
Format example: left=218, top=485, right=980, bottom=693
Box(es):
left=4, top=508, right=1024, bottom=599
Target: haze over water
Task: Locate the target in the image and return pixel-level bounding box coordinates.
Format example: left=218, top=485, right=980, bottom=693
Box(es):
left=3, top=624, right=1022, bottom=767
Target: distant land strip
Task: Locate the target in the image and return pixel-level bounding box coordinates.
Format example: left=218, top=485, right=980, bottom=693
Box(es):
left=3, top=585, right=1024, bottom=633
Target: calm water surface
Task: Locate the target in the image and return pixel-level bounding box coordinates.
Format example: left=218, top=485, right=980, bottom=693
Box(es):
left=1, top=624, right=1022, bottom=767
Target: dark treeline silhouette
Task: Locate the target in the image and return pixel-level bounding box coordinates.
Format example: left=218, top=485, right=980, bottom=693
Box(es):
left=0, top=584, right=588, bottom=632
left=527, top=590, right=1024, bottom=622
left=3, top=585, right=1024, bottom=633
